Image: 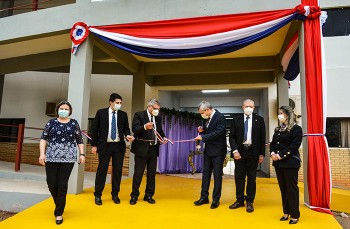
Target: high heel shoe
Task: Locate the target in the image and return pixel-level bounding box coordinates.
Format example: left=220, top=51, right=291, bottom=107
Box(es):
left=280, top=215, right=289, bottom=221
left=289, top=218, right=299, bottom=224
left=56, top=216, right=63, bottom=225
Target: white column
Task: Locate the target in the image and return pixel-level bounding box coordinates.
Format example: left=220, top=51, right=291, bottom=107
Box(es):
left=299, top=25, right=309, bottom=205
left=276, top=67, right=289, bottom=107
left=129, top=62, right=146, bottom=177
left=67, top=37, right=93, bottom=194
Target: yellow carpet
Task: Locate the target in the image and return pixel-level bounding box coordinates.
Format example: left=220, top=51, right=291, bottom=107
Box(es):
left=0, top=175, right=342, bottom=228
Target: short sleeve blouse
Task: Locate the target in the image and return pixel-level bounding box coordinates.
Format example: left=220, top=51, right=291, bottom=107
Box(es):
left=41, top=118, right=83, bottom=163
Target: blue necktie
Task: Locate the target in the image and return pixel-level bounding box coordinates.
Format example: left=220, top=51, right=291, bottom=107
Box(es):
left=243, top=116, right=250, bottom=142
left=111, top=111, right=116, bottom=140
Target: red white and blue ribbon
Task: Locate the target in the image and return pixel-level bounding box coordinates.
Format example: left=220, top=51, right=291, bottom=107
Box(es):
left=70, top=6, right=310, bottom=58
left=70, top=22, right=90, bottom=54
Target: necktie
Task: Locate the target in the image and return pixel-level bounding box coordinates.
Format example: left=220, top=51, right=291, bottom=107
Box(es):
left=243, top=116, right=250, bottom=142
left=150, top=115, right=156, bottom=144
left=111, top=111, right=116, bottom=140
left=206, top=118, right=211, bottom=128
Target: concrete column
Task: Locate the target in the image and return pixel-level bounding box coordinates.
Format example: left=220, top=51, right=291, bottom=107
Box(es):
left=0, top=75, right=4, bottom=114
left=129, top=62, right=146, bottom=177
left=299, top=25, right=309, bottom=205
left=276, top=67, right=289, bottom=108
left=67, top=37, right=93, bottom=194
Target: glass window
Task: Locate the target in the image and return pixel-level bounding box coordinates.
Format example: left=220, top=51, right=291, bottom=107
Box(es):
left=0, top=119, right=25, bottom=143
left=322, top=7, right=350, bottom=37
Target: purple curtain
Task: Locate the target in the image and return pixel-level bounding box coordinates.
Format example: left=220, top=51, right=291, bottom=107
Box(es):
left=158, top=114, right=203, bottom=174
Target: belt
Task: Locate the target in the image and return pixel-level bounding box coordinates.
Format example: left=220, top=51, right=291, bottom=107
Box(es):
left=243, top=144, right=252, bottom=147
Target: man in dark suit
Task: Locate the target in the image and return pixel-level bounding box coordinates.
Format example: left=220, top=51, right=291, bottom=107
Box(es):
left=194, top=101, right=226, bottom=209
left=129, top=99, right=168, bottom=205
left=229, top=99, right=266, bottom=213
left=90, top=93, right=134, bottom=205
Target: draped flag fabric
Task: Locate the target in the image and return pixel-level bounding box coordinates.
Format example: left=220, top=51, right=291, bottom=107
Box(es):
left=70, top=8, right=307, bottom=58
left=281, top=33, right=300, bottom=81
left=302, top=0, right=332, bottom=214
left=70, top=3, right=332, bottom=214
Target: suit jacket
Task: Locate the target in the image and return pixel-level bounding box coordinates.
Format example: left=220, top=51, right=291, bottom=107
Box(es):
left=270, top=125, right=302, bottom=169
left=90, top=108, right=131, bottom=154
left=229, top=113, right=266, bottom=159
left=201, top=109, right=227, bottom=157
left=130, top=110, right=166, bottom=158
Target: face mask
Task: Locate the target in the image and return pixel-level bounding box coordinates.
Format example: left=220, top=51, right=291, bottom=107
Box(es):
left=278, top=114, right=286, bottom=123
left=244, top=107, right=253, bottom=116
left=58, top=110, right=69, bottom=118
left=152, top=109, right=159, bottom=116
left=201, top=113, right=209, bottom=119
left=114, top=104, right=121, bottom=110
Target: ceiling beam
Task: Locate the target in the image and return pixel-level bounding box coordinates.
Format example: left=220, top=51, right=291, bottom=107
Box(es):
left=151, top=72, right=274, bottom=86
left=0, top=47, right=116, bottom=75
left=36, top=62, right=132, bottom=75
left=93, top=35, right=140, bottom=74
left=145, top=56, right=277, bottom=76
left=0, top=49, right=71, bottom=75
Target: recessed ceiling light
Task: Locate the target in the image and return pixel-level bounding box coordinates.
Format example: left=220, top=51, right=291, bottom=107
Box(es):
left=201, top=89, right=229, bottom=93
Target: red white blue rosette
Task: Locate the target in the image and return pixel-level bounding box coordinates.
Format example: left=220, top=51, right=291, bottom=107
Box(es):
left=70, top=22, right=90, bottom=54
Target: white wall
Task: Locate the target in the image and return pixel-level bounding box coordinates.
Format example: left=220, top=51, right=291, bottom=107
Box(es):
left=0, top=72, right=133, bottom=142
left=158, top=91, right=180, bottom=110
left=324, top=36, right=350, bottom=117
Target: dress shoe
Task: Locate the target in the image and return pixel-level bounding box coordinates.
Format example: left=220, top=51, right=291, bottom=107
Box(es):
left=112, top=195, right=120, bottom=204
left=95, top=197, right=102, bottom=205
left=280, top=215, right=289, bottom=221
left=210, top=201, right=220, bottom=209
left=130, top=197, right=138, bottom=205
left=143, top=196, right=156, bottom=204
left=229, top=201, right=244, bottom=209
left=56, top=216, right=63, bottom=225
left=194, top=198, right=209, bottom=206
left=289, top=219, right=299, bottom=224
left=246, top=202, right=254, bottom=213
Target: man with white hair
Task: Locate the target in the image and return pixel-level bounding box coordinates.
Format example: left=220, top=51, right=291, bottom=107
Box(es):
left=129, top=99, right=168, bottom=205
left=194, top=101, right=227, bottom=209
left=229, top=99, right=266, bottom=213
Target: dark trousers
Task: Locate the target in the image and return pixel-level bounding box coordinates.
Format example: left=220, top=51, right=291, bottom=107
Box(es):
left=200, top=154, right=225, bottom=201
left=234, top=146, right=258, bottom=203
left=131, top=145, right=157, bottom=198
left=94, top=142, right=124, bottom=197
left=275, top=167, right=300, bottom=219
left=45, top=162, right=74, bottom=216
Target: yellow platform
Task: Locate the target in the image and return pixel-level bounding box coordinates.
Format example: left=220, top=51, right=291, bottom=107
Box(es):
left=0, top=175, right=344, bottom=228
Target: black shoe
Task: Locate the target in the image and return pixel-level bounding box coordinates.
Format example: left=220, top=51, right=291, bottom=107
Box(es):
left=289, top=219, right=299, bottom=224
left=56, top=216, right=63, bottom=225
left=112, top=195, right=120, bottom=204
left=130, top=197, right=138, bottom=205
left=210, top=201, right=220, bottom=209
left=143, top=196, right=156, bottom=204
left=229, top=201, right=244, bottom=209
left=246, top=202, right=254, bottom=213
left=194, top=198, right=209, bottom=206
left=280, top=215, right=289, bottom=221
left=95, top=197, right=102, bottom=205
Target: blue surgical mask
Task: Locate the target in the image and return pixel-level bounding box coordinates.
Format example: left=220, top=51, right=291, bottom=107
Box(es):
left=58, top=110, right=69, bottom=118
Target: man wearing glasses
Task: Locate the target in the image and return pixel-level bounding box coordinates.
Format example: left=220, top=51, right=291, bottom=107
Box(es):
left=129, top=99, right=168, bottom=205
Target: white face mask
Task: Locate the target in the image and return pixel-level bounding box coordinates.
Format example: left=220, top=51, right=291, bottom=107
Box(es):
left=244, top=107, right=253, bottom=116
left=278, top=114, right=286, bottom=123
left=152, top=109, right=159, bottom=116
left=58, top=110, right=69, bottom=118
left=201, top=113, right=209, bottom=119
left=114, top=104, right=121, bottom=111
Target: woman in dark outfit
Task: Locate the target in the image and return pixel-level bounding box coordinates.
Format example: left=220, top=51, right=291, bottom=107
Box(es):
left=270, top=106, right=303, bottom=225
left=39, top=101, right=85, bottom=225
